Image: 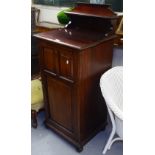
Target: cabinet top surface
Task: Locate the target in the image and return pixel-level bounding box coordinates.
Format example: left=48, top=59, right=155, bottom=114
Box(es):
left=34, top=28, right=116, bottom=50
left=33, top=4, right=117, bottom=50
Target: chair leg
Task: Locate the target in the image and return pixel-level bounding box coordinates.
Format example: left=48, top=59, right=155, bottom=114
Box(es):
left=31, top=110, right=38, bottom=128
left=102, top=107, right=116, bottom=154
left=108, top=137, right=123, bottom=150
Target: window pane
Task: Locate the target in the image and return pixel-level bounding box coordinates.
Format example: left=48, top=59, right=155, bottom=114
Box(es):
left=33, top=0, right=90, bottom=7
left=105, top=0, right=123, bottom=12
left=33, top=0, right=123, bottom=12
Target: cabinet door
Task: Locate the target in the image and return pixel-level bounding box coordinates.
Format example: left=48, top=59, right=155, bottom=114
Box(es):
left=43, top=47, right=58, bottom=74
left=46, top=76, right=74, bottom=131
left=59, top=50, right=73, bottom=80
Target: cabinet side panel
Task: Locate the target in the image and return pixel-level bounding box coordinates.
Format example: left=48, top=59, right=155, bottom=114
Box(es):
left=78, top=39, right=113, bottom=142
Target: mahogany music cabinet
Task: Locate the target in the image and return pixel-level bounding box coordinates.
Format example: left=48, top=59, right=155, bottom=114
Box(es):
left=34, top=3, right=118, bottom=152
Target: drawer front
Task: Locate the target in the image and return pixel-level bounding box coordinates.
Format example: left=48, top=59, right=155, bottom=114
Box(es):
left=43, top=47, right=58, bottom=74
left=42, top=45, right=75, bottom=81
left=59, top=50, right=74, bottom=80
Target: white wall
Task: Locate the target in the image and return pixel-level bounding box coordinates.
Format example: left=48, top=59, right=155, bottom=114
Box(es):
left=32, top=4, right=68, bottom=24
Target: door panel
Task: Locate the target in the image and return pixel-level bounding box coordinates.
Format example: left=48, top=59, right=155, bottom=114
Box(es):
left=43, top=48, right=58, bottom=74
left=46, top=76, right=73, bottom=131
left=59, top=50, right=73, bottom=80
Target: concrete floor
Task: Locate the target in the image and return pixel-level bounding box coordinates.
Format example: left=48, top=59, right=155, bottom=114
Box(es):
left=112, top=47, right=123, bottom=67
left=32, top=111, right=123, bottom=155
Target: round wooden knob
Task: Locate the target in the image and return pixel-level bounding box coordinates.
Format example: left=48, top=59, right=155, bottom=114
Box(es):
left=66, top=60, right=69, bottom=64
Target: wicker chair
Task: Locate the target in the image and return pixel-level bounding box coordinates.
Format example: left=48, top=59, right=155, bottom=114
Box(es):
left=100, top=66, right=123, bottom=154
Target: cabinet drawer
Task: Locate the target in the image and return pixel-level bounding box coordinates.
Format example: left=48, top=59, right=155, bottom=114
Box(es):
left=43, top=46, right=74, bottom=81
left=59, top=50, right=74, bottom=80
left=43, top=47, right=58, bottom=74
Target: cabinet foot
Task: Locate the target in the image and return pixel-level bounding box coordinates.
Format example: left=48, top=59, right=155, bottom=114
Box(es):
left=76, top=146, right=83, bottom=152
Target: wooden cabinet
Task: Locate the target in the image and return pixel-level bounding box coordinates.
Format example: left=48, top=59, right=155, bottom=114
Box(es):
left=34, top=3, right=118, bottom=152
